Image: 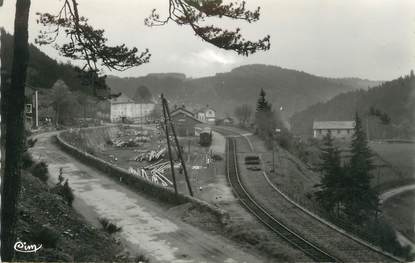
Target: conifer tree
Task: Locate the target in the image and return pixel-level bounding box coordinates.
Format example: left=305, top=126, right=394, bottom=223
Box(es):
left=255, top=89, right=275, bottom=138
left=314, top=131, right=343, bottom=214
left=256, top=88, right=270, bottom=112
left=344, top=112, right=378, bottom=223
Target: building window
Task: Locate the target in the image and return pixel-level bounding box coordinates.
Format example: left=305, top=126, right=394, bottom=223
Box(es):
left=337, top=129, right=341, bottom=134
left=318, top=129, right=322, bottom=135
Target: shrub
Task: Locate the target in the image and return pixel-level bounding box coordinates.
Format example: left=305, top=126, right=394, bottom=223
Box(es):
left=32, top=225, right=59, bottom=248
left=365, top=219, right=412, bottom=259
left=31, top=161, right=49, bottom=182
left=98, top=217, right=122, bottom=234
left=22, top=152, right=34, bottom=169
left=52, top=180, right=75, bottom=206
left=212, top=154, right=223, bottom=161
left=134, top=254, right=150, bottom=263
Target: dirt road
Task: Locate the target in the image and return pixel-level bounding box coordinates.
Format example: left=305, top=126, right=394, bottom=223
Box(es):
left=381, top=185, right=415, bottom=252
left=380, top=184, right=415, bottom=203
left=30, top=132, right=265, bottom=263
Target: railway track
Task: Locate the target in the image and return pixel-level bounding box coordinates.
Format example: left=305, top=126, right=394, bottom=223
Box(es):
left=226, top=138, right=339, bottom=262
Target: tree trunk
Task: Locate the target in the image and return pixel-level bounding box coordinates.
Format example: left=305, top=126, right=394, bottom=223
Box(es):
left=56, top=104, right=59, bottom=127
left=1, top=0, right=31, bottom=260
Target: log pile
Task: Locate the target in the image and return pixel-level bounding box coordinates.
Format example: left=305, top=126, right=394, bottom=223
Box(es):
left=109, top=134, right=151, bottom=148
left=128, top=160, right=180, bottom=187
left=131, top=148, right=166, bottom=162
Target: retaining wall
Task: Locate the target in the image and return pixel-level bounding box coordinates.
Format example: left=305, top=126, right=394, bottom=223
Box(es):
left=56, top=129, right=228, bottom=223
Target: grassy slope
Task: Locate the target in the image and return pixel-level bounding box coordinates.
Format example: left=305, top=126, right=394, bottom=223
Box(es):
left=15, top=171, right=123, bottom=262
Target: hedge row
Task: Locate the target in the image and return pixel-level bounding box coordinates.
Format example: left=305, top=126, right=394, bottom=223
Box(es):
left=56, top=131, right=228, bottom=223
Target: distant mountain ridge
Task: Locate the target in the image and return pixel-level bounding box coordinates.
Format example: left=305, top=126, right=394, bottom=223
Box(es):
left=290, top=72, right=415, bottom=139
left=1, top=31, right=381, bottom=120
left=107, top=64, right=381, bottom=118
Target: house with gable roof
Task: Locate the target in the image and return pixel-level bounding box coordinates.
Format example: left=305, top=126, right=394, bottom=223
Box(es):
left=195, top=105, right=216, bottom=124
left=170, top=106, right=203, bottom=136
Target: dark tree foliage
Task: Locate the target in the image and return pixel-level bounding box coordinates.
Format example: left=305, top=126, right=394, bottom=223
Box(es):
left=314, top=131, right=344, bottom=214
left=344, top=113, right=379, bottom=223
left=36, top=0, right=151, bottom=73
left=35, top=0, right=151, bottom=97
left=256, top=88, right=271, bottom=112
left=133, top=85, right=152, bottom=103
left=255, top=89, right=275, bottom=139
left=369, top=106, right=391, bottom=125
left=234, top=104, right=252, bottom=126
left=145, top=0, right=270, bottom=56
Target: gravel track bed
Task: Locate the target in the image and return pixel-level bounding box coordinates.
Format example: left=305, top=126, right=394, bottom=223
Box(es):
left=229, top=132, right=398, bottom=262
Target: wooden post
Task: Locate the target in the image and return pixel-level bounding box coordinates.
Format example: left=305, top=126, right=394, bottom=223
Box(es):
left=34, top=89, right=38, bottom=128
left=188, top=139, right=191, bottom=163
left=161, top=94, right=177, bottom=195
left=162, top=96, right=193, bottom=196
left=272, top=140, right=275, bottom=173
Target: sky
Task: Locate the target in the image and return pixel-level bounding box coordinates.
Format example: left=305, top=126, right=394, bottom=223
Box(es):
left=0, top=0, right=414, bottom=80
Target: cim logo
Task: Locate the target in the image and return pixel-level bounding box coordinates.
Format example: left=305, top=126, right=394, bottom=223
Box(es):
left=14, top=241, right=42, bottom=253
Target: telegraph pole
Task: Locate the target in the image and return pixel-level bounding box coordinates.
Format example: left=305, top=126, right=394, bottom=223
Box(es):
left=162, top=94, right=193, bottom=196
left=161, top=95, right=177, bottom=195
left=272, top=140, right=275, bottom=173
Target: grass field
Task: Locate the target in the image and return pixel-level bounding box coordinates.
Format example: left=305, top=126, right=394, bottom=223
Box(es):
left=382, top=190, right=415, bottom=243
left=370, top=142, right=415, bottom=191
left=370, top=142, right=415, bottom=175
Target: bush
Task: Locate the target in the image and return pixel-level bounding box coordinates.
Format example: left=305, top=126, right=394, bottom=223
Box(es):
left=134, top=254, right=150, bottom=263
left=32, top=225, right=59, bottom=248
left=31, top=162, right=49, bottom=182
left=52, top=180, right=75, bottom=206
left=22, top=152, right=34, bottom=169
left=98, top=217, right=122, bottom=234
left=212, top=154, right=223, bottom=161
left=365, top=219, right=412, bottom=259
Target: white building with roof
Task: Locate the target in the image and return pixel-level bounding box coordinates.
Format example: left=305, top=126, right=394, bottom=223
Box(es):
left=313, top=121, right=355, bottom=139
left=195, top=105, right=216, bottom=124
left=110, top=93, right=155, bottom=122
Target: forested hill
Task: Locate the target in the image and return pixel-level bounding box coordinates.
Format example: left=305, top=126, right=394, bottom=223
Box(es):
left=291, top=73, right=415, bottom=139
left=107, top=64, right=381, bottom=117
left=1, top=31, right=91, bottom=94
